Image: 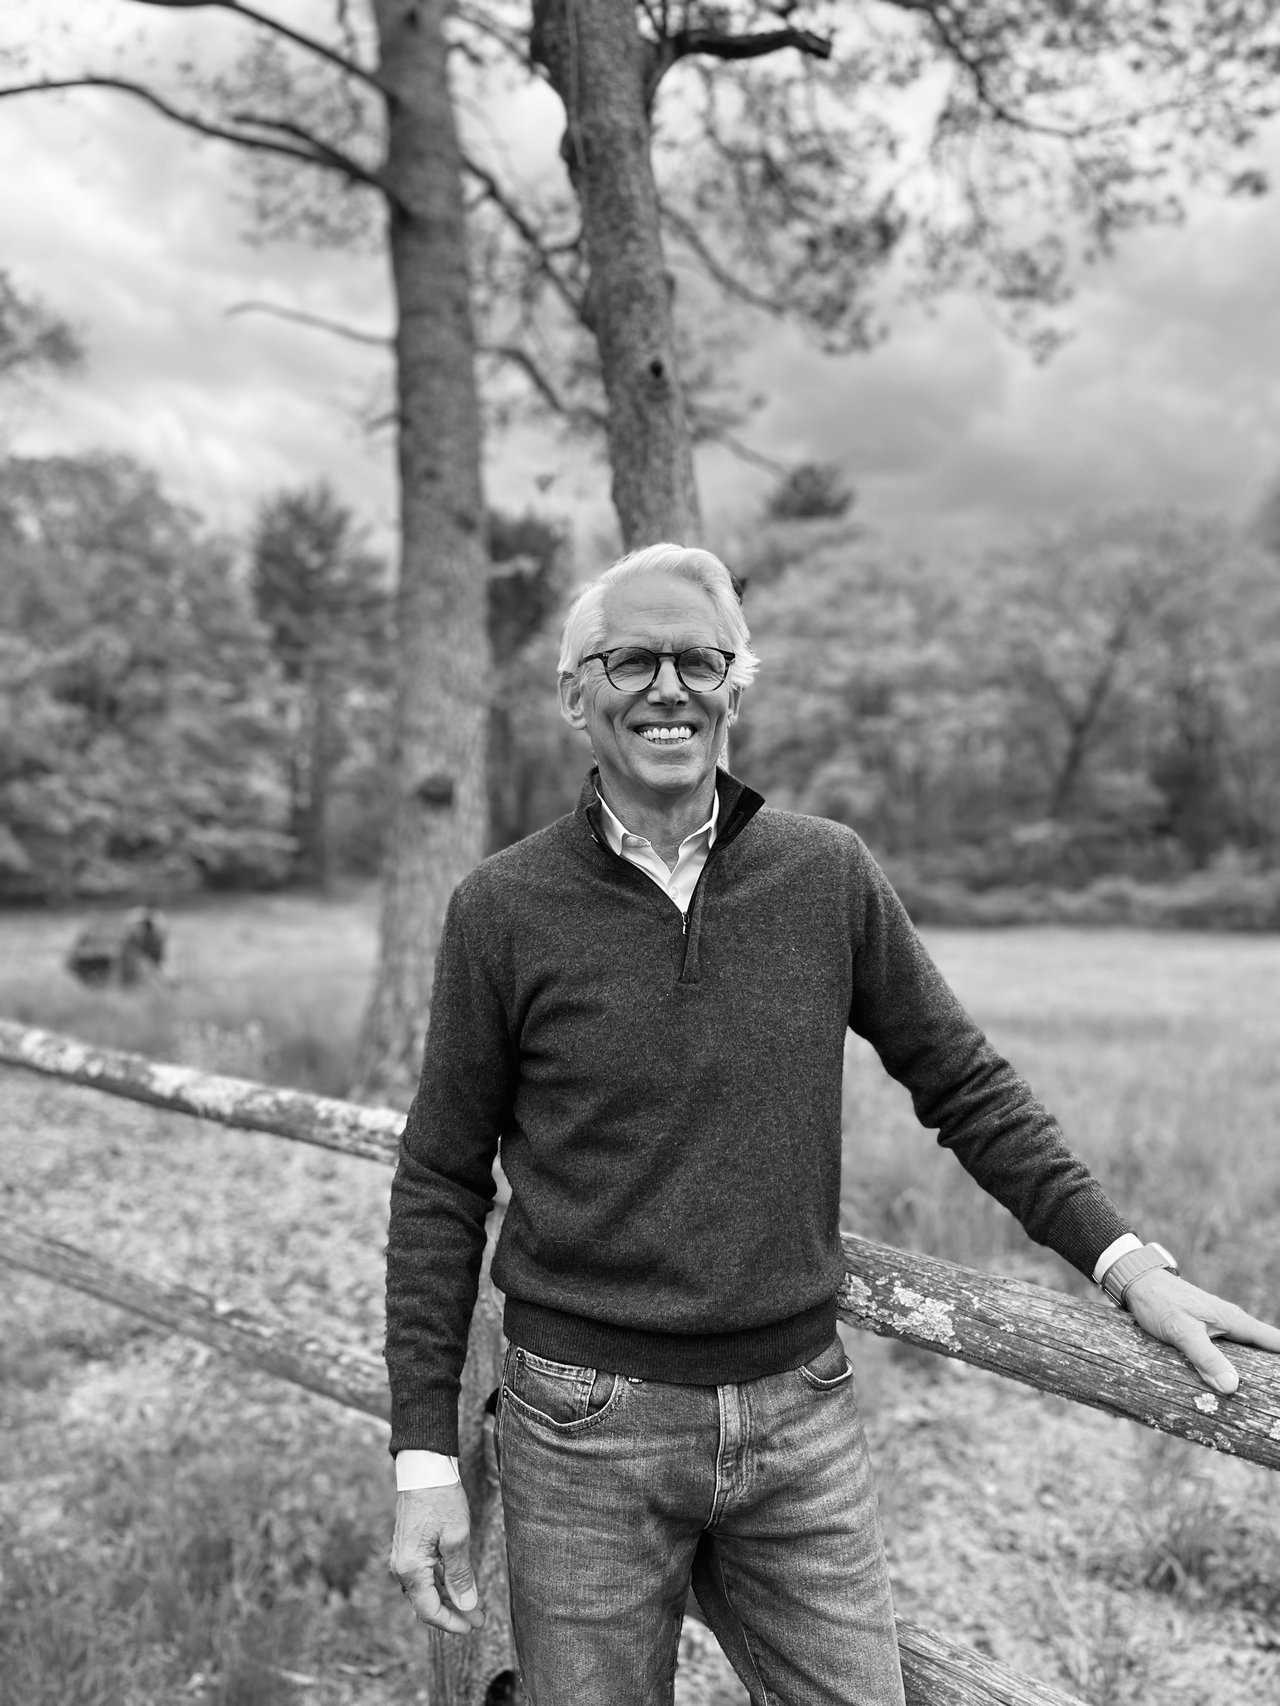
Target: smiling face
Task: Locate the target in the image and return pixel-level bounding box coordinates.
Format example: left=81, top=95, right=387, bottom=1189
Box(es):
left=559, top=571, right=742, bottom=824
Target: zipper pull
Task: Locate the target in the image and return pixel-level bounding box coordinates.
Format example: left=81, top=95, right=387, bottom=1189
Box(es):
left=682, top=910, right=689, bottom=935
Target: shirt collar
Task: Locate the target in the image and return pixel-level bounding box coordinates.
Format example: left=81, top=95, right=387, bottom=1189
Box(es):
left=596, top=783, right=720, bottom=857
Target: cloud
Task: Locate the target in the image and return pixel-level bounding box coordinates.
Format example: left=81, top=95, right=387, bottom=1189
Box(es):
left=701, top=131, right=1280, bottom=548
left=0, top=27, right=397, bottom=544
left=4, top=3, right=1280, bottom=564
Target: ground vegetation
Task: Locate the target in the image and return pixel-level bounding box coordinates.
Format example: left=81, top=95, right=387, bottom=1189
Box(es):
left=3, top=897, right=1279, bottom=1703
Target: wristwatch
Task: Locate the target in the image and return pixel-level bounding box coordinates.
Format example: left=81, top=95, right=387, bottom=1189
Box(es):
left=1101, top=1242, right=1179, bottom=1307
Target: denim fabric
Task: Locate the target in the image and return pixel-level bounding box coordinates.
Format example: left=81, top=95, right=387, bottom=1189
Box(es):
left=497, top=1338, right=906, bottom=1706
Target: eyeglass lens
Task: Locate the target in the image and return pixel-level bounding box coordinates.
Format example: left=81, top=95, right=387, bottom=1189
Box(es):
left=605, top=647, right=728, bottom=690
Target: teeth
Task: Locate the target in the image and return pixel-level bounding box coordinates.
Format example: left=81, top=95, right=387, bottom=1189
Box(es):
left=640, top=726, right=694, bottom=743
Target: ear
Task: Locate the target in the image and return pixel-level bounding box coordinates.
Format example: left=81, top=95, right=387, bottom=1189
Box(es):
left=558, top=672, right=589, bottom=732
left=726, top=684, right=743, bottom=727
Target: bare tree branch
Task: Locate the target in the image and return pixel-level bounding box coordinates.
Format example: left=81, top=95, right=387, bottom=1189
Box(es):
left=635, top=0, right=666, bottom=42
left=224, top=106, right=384, bottom=186
left=0, top=77, right=385, bottom=190
left=670, top=25, right=833, bottom=67
left=887, top=0, right=1183, bottom=142
left=658, top=197, right=786, bottom=315
left=451, top=0, right=530, bottom=63
left=125, top=0, right=387, bottom=94
left=644, top=18, right=832, bottom=103
left=461, top=153, right=585, bottom=318
left=692, top=422, right=791, bottom=477
left=482, top=341, right=606, bottom=430
left=226, top=298, right=392, bottom=346
left=899, top=0, right=1088, bottom=138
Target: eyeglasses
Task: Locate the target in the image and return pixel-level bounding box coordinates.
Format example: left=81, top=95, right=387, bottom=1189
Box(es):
left=580, top=646, right=736, bottom=692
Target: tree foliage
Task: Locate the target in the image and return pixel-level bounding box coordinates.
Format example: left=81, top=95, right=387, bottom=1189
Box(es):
left=448, top=0, right=1280, bottom=447
left=485, top=507, right=575, bottom=851
left=766, top=461, right=854, bottom=522
left=0, top=270, right=82, bottom=391
left=21, top=1, right=1270, bottom=509
left=0, top=453, right=577, bottom=904
left=250, top=481, right=392, bottom=885
left=0, top=453, right=292, bottom=900
left=733, top=510, right=1280, bottom=889
left=5, top=452, right=1280, bottom=911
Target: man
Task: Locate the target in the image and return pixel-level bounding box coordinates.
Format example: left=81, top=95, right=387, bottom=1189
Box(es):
left=386, top=543, right=1280, bottom=1704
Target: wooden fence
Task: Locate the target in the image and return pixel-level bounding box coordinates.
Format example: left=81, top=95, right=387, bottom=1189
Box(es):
left=4, top=1015, right=1280, bottom=1706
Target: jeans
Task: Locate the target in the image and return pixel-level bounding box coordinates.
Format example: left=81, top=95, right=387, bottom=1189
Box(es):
left=496, top=1337, right=906, bottom=1706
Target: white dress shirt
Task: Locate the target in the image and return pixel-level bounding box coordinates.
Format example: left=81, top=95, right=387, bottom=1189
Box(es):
left=596, top=785, right=719, bottom=912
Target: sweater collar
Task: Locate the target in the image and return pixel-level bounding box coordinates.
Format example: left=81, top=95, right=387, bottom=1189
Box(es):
left=596, top=782, right=720, bottom=857
left=578, top=767, right=764, bottom=854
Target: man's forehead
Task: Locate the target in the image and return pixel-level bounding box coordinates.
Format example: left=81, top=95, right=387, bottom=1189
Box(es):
left=601, top=572, right=723, bottom=641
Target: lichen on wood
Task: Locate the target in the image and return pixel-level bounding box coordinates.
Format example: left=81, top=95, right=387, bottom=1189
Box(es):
left=840, top=1233, right=1280, bottom=1472
left=0, top=1018, right=402, bottom=1165
left=5, top=1021, right=1280, bottom=1480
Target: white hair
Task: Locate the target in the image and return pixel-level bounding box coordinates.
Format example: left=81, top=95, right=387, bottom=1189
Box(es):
left=556, top=543, right=760, bottom=690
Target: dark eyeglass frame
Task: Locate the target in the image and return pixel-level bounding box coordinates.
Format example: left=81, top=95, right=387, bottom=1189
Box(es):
left=579, top=646, right=736, bottom=692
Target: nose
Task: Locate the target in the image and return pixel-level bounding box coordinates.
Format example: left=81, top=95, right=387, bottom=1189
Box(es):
left=648, top=657, right=687, bottom=702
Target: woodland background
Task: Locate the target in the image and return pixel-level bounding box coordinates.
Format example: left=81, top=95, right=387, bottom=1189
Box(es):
left=4, top=0, right=1280, bottom=1007
left=4, top=447, right=1280, bottom=926
left=5, top=5, right=1280, bottom=1703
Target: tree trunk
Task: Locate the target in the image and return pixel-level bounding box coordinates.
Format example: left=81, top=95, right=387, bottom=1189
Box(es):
left=1045, top=613, right=1132, bottom=820
left=532, top=0, right=701, bottom=547
left=285, top=694, right=307, bottom=876
left=355, top=0, right=491, bottom=1101
left=297, top=658, right=332, bottom=889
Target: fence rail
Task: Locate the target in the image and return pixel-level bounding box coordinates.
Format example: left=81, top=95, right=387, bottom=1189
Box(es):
left=6, top=1016, right=1279, bottom=1706
left=1, top=1214, right=1084, bottom=1706
left=7, top=1019, right=1276, bottom=1469
left=1, top=1217, right=391, bottom=1420
left=0, top=1017, right=400, bottom=1164
left=837, top=1238, right=1280, bottom=1469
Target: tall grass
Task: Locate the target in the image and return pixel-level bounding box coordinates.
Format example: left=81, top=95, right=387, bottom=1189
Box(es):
left=842, top=927, right=1280, bottom=1309
left=0, top=1371, right=413, bottom=1706
left=4, top=899, right=1280, bottom=1703
left=0, top=889, right=380, bottom=1096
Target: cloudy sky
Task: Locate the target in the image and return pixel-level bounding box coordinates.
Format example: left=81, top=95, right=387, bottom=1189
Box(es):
left=2, top=1, right=1279, bottom=567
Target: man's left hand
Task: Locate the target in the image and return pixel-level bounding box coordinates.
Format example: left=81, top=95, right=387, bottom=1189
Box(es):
left=1122, top=1269, right=1280, bottom=1394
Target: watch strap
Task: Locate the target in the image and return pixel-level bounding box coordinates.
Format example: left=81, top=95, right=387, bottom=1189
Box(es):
left=1101, top=1241, right=1178, bottom=1306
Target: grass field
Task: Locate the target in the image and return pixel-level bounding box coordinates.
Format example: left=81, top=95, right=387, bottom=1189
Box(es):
left=2, top=893, right=1279, bottom=1704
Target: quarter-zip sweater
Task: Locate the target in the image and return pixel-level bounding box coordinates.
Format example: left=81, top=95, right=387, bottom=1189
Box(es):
left=386, top=770, right=1131, bottom=1455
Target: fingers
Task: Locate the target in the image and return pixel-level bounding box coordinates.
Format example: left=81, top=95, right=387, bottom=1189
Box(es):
left=438, top=1516, right=482, bottom=1620
left=393, top=1552, right=486, bottom=1634
left=389, top=1487, right=485, bottom=1636
left=401, top=1569, right=478, bottom=1635
left=1211, top=1307, right=1280, bottom=1357
left=1160, top=1315, right=1239, bottom=1395
left=1169, top=1288, right=1280, bottom=1362
left=1123, top=1272, right=1280, bottom=1394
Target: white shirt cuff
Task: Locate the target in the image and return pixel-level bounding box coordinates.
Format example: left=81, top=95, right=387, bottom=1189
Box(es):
left=395, top=1450, right=461, bottom=1491
left=1092, top=1233, right=1144, bottom=1286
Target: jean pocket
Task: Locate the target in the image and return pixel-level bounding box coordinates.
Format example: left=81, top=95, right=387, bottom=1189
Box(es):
left=503, top=1347, right=620, bottom=1431
left=797, top=1336, right=854, bottom=1392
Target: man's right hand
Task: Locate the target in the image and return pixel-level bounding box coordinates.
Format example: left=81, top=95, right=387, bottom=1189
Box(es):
left=389, top=1484, right=486, bottom=1635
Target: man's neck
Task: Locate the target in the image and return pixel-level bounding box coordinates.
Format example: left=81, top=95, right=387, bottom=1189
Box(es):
left=596, top=774, right=716, bottom=866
